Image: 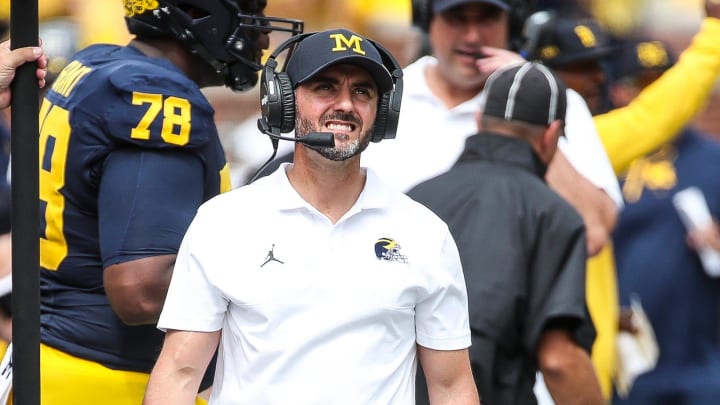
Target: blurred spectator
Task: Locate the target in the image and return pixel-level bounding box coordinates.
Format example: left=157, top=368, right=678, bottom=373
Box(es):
left=610, top=38, right=720, bottom=405
left=527, top=2, right=720, bottom=397
left=527, top=16, right=615, bottom=114
left=595, top=0, right=720, bottom=176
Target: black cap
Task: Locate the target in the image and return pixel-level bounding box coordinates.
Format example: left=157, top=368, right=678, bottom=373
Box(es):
left=482, top=62, right=567, bottom=125
left=433, top=0, right=510, bottom=13
left=613, top=39, right=675, bottom=80
left=531, top=18, right=614, bottom=67
left=285, top=29, right=393, bottom=93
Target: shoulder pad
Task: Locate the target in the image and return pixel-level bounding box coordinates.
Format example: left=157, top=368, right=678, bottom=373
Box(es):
left=104, top=61, right=216, bottom=150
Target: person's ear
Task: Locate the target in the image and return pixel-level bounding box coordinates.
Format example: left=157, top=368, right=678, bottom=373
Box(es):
left=540, top=120, right=563, bottom=162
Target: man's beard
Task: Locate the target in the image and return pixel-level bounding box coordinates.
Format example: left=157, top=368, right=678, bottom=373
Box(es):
left=296, top=113, right=373, bottom=161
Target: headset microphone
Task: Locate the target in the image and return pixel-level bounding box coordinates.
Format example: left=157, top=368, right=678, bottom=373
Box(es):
left=256, top=118, right=335, bottom=148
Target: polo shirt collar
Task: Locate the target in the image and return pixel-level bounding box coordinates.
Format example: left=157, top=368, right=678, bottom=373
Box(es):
left=267, top=163, right=393, bottom=213
left=405, top=56, right=486, bottom=115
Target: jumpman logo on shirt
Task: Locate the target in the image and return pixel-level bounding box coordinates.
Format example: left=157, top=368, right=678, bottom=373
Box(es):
left=261, top=244, right=284, bottom=267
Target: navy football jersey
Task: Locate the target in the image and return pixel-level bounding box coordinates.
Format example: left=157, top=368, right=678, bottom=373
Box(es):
left=39, top=44, right=231, bottom=372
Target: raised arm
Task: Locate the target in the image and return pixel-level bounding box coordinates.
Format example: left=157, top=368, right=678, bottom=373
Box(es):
left=596, top=1, right=720, bottom=174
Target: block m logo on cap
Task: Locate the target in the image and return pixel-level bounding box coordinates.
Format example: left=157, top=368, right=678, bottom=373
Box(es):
left=574, top=25, right=597, bottom=48
left=329, top=33, right=366, bottom=55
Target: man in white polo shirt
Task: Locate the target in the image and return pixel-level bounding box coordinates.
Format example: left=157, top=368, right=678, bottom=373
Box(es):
left=143, top=28, right=478, bottom=405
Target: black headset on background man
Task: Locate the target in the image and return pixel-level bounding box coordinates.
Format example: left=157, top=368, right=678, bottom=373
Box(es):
left=519, top=10, right=557, bottom=60
left=411, top=0, right=537, bottom=52
left=258, top=32, right=404, bottom=145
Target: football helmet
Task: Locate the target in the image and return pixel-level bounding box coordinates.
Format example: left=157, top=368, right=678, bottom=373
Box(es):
left=124, top=0, right=303, bottom=92
left=374, top=238, right=409, bottom=264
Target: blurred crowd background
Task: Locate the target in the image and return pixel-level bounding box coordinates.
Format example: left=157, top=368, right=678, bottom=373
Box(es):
left=2, top=0, right=716, bottom=180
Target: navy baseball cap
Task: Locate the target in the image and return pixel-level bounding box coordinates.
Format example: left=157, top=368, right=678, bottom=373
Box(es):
left=433, top=0, right=511, bottom=13
left=613, top=39, right=675, bottom=80
left=531, top=18, right=614, bottom=67
left=285, top=29, right=393, bottom=93
left=482, top=62, right=567, bottom=126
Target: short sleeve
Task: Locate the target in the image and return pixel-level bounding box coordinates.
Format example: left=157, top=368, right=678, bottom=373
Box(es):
left=415, top=230, right=472, bottom=350
left=524, top=205, right=594, bottom=353
left=157, top=210, right=228, bottom=332
left=99, top=148, right=206, bottom=266
left=561, top=89, right=624, bottom=208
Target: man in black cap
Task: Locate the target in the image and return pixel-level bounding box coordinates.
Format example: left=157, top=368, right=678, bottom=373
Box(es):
left=528, top=17, right=614, bottom=114
left=409, top=62, right=604, bottom=405
left=606, top=39, right=675, bottom=109
left=144, top=28, right=479, bottom=404
left=526, top=0, right=720, bottom=177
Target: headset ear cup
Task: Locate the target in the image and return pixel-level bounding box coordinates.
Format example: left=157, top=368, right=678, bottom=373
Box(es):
left=382, top=91, right=401, bottom=141
left=372, top=93, right=391, bottom=143
left=276, top=72, right=296, bottom=133
left=510, top=0, right=538, bottom=52
left=258, top=33, right=310, bottom=134
left=366, top=39, right=403, bottom=143
left=384, top=100, right=400, bottom=141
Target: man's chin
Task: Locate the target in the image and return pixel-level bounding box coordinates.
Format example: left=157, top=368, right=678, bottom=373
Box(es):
left=311, top=140, right=366, bottom=162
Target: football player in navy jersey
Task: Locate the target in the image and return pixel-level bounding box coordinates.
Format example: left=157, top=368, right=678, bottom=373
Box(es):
left=37, top=1, right=302, bottom=403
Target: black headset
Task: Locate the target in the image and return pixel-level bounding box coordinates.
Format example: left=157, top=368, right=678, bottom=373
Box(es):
left=519, top=10, right=557, bottom=60
left=259, top=32, right=404, bottom=143
left=411, top=0, right=537, bottom=52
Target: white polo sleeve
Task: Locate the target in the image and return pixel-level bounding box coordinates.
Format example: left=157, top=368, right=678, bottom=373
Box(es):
left=157, top=211, right=228, bottom=333
left=415, top=230, right=471, bottom=350
left=560, top=88, right=624, bottom=208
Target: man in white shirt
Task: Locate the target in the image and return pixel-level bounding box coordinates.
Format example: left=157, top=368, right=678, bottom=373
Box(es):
left=361, top=0, right=621, bottom=255
left=143, top=28, right=479, bottom=405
